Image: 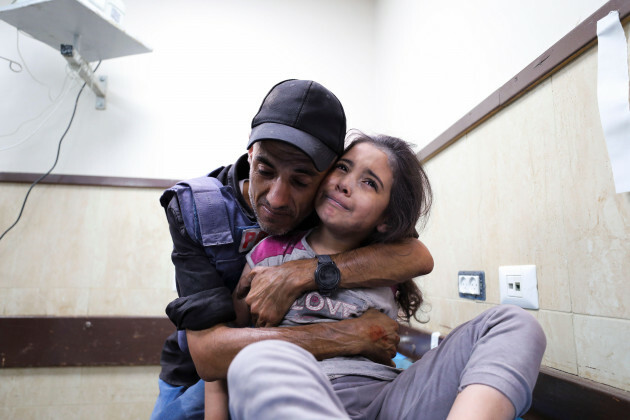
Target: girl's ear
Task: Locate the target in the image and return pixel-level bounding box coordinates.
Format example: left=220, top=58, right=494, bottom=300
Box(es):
left=376, top=221, right=389, bottom=233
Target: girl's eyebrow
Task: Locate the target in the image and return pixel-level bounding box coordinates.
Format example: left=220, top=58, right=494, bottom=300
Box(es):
left=338, top=157, right=353, bottom=167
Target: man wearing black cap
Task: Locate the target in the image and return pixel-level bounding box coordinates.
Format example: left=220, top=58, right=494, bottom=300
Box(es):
left=150, top=79, right=433, bottom=419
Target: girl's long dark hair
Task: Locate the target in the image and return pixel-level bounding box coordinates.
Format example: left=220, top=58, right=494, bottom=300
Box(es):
left=345, top=130, right=432, bottom=323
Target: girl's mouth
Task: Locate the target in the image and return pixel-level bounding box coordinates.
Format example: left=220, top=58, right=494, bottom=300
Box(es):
left=324, top=194, right=349, bottom=211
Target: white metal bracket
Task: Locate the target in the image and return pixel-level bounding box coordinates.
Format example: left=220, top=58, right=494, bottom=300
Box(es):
left=95, top=75, right=108, bottom=110
left=61, top=44, right=108, bottom=110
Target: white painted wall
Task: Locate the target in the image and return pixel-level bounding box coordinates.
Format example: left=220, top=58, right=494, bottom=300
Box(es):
left=372, top=0, right=608, bottom=147
left=0, top=0, right=609, bottom=179
left=0, top=0, right=376, bottom=179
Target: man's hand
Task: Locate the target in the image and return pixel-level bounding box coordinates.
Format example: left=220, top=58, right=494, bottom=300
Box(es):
left=327, top=309, right=400, bottom=366
left=352, top=309, right=400, bottom=366
left=235, top=259, right=316, bottom=327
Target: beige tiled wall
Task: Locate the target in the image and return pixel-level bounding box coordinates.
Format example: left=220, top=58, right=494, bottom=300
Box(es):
left=0, top=366, right=161, bottom=419
left=0, top=183, right=177, bottom=417
left=0, top=183, right=177, bottom=316
left=414, top=24, right=630, bottom=392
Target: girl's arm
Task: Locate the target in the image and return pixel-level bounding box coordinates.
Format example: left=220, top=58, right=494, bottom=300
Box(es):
left=204, top=379, right=229, bottom=420
left=203, top=261, right=253, bottom=420
left=236, top=237, right=433, bottom=327
left=201, top=266, right=272, bottom=419
left=232, top=265, right=253, bottom=328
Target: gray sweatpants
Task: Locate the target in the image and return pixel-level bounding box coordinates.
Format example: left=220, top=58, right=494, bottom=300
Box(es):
left=228, top=305, right=546, bottom=420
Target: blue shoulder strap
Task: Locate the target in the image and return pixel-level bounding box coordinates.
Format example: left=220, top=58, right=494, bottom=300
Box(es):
left=173, top=177, right=234, bottom=247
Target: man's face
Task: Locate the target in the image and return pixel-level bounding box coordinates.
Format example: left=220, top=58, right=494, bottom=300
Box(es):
left=248, top=140, right=328, bottom=235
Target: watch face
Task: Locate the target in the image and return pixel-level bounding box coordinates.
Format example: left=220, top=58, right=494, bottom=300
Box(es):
left=317, top=264, right=340, bottom=289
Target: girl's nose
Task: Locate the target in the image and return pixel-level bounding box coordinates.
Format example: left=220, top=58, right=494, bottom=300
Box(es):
left=335, top=179, right=350, bottom=195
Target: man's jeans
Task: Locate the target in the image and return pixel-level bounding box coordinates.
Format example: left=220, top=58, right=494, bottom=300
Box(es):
left=150, top=378, right=204, bottom=420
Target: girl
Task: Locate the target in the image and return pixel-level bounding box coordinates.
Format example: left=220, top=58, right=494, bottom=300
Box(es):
left=204, top=129, right=432, bottom=419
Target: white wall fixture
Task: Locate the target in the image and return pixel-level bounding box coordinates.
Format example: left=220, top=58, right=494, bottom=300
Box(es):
left=596, top=11, right=630, bottom=194
left=458, top=270, right=486, bottom=301
left=499, top=265, right=539, bottom=309
left=0, top=0, right=151, bottom=109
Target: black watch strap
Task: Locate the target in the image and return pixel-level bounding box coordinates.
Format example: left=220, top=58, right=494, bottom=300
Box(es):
left=317, top=255, right=333, bottom=265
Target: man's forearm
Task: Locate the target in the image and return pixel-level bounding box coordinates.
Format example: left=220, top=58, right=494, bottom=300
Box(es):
left=289, top=238, right=433, bottom=292
left=187, top=309, right=398, bottom=381
left=189, top=324, right=359, bottom=381
left=335, top=238, right=433, bottom=288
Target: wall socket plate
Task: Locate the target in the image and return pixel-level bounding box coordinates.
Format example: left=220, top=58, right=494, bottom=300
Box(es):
left=458, top=271, right=485, bottom=301
left=499, top=265, right=539, bottom=309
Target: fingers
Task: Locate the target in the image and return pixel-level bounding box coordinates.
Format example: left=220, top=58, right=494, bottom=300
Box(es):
left=252, top=308, right=280, bottom=328
left=236, top=272, right=253, bottom=299
left=372, top=348, right=397, bottom=366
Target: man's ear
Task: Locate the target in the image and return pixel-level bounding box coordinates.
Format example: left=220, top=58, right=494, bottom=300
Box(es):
left=247, top=146, right=253, bottom=165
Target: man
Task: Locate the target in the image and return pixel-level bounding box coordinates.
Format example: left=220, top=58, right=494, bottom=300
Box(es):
left=151, top=79, right=434, bottom=419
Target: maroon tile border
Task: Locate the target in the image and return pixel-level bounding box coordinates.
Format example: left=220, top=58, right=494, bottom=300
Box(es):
left=418, top=0, right=630, bottom=162
left=0, top=316, right=173, bottom=367
left=0, top=172, right=179, bottom=189
left=530, top=366, right=630, bottom=419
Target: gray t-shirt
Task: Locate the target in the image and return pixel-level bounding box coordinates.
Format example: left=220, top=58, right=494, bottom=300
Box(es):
left=246, top=230, right=401, bottom=381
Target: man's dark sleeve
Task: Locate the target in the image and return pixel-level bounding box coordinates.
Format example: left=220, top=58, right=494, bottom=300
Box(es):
left=163, top=195, right=236, bottom=331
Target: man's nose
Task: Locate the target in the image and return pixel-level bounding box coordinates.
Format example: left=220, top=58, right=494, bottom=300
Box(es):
left=267, top=180, right=291, bottom=208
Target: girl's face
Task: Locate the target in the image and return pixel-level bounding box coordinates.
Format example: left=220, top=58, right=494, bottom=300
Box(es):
left=315, top=142, right=393, bottom=240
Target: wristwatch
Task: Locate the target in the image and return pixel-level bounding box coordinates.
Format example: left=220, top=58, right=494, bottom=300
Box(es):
left=315, top=255, right=341, bottom=297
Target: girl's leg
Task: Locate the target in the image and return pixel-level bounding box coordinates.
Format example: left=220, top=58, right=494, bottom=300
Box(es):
left=373, top=305, right=546, bottom=420
left=447, top=384, right=515, bottom=420
left=227, top=340, right=350, bottom=420
left=204, top=379, right=229, bottom=420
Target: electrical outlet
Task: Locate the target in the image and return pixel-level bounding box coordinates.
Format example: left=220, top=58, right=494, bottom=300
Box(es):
left=458, top=275, right=469, bottom=294
left=458, top=271, right=485, bottom=300
left=499, top=265, right=539, bottom=309
left=468, top=275, right=481, bottom=295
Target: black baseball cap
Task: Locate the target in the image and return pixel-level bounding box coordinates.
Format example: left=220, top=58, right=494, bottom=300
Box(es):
left=248, top=79, right=346, bottom=172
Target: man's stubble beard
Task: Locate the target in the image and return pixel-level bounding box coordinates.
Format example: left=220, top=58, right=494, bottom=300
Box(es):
left=249, top=187, right=292, bottom=236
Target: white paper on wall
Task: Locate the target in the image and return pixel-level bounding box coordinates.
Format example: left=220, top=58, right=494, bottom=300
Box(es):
left=596, top=11, right=630, bottom=194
